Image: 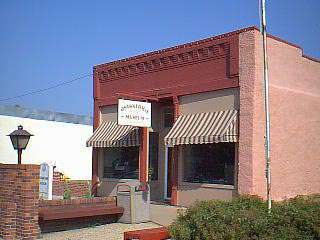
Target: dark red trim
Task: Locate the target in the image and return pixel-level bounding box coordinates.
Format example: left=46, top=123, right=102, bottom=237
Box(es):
left=116, top=93, right=159, bottom=102
left=302, top=54, right=320, bottom=63
left=94, top=25, right=319, bottom=71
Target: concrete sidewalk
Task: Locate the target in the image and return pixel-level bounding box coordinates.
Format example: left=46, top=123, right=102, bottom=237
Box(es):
left=150, top=202, right=186, bottom=226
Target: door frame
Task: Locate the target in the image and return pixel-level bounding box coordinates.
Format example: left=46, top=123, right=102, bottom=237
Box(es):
left=164, top=146, right=171, bottom=200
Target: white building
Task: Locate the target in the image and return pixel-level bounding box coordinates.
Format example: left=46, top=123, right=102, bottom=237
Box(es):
left=0, top=105, right=93, bottom=180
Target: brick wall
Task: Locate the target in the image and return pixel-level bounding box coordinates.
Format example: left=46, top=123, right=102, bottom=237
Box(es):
left=0, top=164, right=40, bottom=240
left=52, top=171, right=91, bottom=197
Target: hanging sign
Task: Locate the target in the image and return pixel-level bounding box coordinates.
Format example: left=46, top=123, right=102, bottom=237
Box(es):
left=118, top=99, right=151, bottom=127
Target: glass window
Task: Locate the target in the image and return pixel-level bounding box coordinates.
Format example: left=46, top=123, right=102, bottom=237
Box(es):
left=183, top=143, right=235, bottom=185
left=163, top=108, right=174, bottom=128
left=103, top=147, right=139, bottom=179
left=148, top=132, right=159, bottom=180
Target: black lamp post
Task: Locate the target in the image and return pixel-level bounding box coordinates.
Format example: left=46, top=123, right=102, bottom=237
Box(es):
left=8, top=125, right=33, bottom=164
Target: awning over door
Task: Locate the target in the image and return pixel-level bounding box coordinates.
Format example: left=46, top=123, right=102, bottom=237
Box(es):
left=86, top=122, right=140, bottom=147
left=164, top=110, right=238, bottom=146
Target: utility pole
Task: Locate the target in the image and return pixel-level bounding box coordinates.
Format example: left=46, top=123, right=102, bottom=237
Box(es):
left=260, top=0, right=272, bottom=213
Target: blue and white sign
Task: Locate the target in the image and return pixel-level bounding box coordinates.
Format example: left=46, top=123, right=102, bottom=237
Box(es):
left=39, top=162, right=53, bottom=200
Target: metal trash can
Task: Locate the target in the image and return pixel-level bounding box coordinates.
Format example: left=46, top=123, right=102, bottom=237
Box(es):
left=117, top=183, right=150, bottom=224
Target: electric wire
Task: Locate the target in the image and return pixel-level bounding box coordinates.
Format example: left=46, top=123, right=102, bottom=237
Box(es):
left=0, top=73, right=93, bottom=102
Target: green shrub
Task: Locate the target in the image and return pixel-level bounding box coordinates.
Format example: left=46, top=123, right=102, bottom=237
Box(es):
left=84, top=181, right=94, bottom=199
left=169, top=195, right=320, bottom=240
left=63, top=188, right=71, bottom=200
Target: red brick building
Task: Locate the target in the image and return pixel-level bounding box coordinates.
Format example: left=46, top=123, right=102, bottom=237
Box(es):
left=87, top=26, right=320, bottom=206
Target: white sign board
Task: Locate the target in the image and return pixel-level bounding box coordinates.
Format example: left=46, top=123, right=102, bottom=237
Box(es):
left=39, top=162, right=53, bottom=200
left=118, top=99, right=151, bottom=127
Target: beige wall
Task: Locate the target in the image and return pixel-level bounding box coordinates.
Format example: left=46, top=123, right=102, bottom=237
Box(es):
left=100, top=105, right=118, bottom=123
left=238, top=30, right=320, bottom=200
left=179, top=88, right=239, bottom=115
left=177, top=185, right=237, bottom=206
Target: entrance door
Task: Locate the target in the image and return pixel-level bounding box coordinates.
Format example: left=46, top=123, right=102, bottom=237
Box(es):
left=166, top=147, right=173, bottom=199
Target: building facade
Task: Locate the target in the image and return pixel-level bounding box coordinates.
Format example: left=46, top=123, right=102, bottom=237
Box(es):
left=88, top=26, right=320, bottom=206
left=0, top=105, right=93, bottom=181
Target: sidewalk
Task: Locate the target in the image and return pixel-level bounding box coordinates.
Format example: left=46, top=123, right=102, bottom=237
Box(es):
left=150, top=202, right=186, bottom=226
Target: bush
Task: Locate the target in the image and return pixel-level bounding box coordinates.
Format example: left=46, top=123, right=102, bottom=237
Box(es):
left=84, top=181, right=94, bottom=199
left=63, top=188, right=71, bottom=200
left=169, top=195, right=320, bottom=240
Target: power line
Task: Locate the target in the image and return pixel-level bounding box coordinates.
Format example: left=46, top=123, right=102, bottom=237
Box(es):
left=0, top=73, right=93, bottom=102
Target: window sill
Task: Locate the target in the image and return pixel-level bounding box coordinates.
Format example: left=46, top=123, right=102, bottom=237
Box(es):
left=180, top=181, right=235, bottom=190
left=102, top=178, right=139, bottom=182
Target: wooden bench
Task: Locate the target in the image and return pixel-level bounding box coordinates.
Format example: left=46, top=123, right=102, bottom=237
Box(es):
left=39, top=204, right=124, bottom=221
left=124, top=227, right=170, bottom=240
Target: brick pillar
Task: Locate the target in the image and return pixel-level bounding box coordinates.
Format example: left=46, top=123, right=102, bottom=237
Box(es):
left=0, top=164, right=40, bottom=240
left=139, top=127, right=148, bottom=185
left=92, top=98, right=100, bottom=196
left=171, top=96, right=180, bottom=206
left=0, top=202, right=17, bottom=240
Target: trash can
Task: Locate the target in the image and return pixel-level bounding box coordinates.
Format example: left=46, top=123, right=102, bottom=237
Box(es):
left=117, top=183, right=150, bottom=224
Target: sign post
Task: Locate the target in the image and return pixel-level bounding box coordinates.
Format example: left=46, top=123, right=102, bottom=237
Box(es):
left=39, top=162, right=53, bottom=200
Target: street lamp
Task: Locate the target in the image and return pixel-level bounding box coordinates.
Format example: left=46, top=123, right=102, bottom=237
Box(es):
left=8, top=125, right=33, bottom=164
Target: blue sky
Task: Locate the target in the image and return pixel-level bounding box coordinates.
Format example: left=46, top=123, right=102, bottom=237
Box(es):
left=0, top=1, right=319, bottom=116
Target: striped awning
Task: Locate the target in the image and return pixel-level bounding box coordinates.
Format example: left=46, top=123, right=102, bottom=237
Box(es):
left=164, top=110, right=238, bottom=146
left=86, top=122, right=140, bottom=147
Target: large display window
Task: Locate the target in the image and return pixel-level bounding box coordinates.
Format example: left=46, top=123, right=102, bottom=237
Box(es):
left=103, top=146, right=139, bottom=179
left=183, top=143, right=235, bottom=185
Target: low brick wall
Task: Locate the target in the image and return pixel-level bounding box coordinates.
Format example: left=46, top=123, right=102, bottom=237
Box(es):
left=39, top=197, right=119, bottom=233
left=39, top=196, right=116, bottom=208
left=52, top=171, right=91, bottom=197
left=0, top=164, right=40, bottom=240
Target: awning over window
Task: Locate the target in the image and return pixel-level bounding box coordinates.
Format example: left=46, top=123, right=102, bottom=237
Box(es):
left=164, top=110, right=238, bottom=146
left=86, top=122, right=140, bottom=147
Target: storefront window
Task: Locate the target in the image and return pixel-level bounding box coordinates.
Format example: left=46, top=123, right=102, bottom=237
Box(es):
left=163, top=107, right=174, bottom=128
left=149, top=132, right=159, bottom=180
left=103, top=147, right=139, bottom=179
left=183, top=143, right=235, bottom=185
